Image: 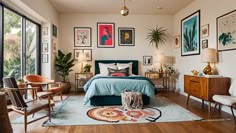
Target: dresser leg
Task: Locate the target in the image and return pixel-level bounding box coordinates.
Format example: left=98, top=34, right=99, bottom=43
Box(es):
left=187, top=94, right=190, bottom=105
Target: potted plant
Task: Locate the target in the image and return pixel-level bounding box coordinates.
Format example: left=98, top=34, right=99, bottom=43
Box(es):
left=55, top=50, right=75, bottom=93
left=146, top=26, right=168, bottom=49
left=83, top=64, right=92, bottom=73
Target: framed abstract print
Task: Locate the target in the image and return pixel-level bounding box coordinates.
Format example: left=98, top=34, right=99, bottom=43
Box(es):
left=143, top=56, right=153, bottom=66
left=202, top=39, right=208, bottom=49
left=97, top=22, right=115, bottom=48
left=181, top=10, right=200, bottom=56
left=118, top=27, right=135, bottom=46
left=52, top=24, right=57, bottom=38
left=74, top=27, right=92, bottom=47
left=201, top=24, right=209, bottom=38
left=217, top=10, right=236, bottom=51
left=74, top=49, right=92, bottom=61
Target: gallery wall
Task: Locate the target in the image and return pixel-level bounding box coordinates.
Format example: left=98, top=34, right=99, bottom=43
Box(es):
left=59, top=13, right=174, bottom=91
left=173, top=0, right=236, bottom=93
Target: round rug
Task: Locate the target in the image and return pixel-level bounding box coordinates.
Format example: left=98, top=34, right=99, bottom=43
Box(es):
left=87, top=106, right=161, bottom=123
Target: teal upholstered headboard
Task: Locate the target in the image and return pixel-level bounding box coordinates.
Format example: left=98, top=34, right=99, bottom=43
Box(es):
left=95, top=60, right=139, bottom=75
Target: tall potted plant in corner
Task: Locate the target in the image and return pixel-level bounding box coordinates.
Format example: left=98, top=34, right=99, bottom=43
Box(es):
left=55, top=50, right=75, bottom=93
left=146, top=26, right=168, bottom=49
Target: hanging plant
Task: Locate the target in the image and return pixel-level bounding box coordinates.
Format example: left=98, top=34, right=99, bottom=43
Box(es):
left=146, top=26, right=168, bottom=49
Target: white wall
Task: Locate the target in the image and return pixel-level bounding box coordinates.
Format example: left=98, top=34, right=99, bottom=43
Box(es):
left=173, top=0, right=236, bottom=93
left=173, top=0, right=236, bottom=113
left=59, top=13, right=174, bottom=91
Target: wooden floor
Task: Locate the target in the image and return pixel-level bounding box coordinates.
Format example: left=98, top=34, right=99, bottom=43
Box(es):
left=8, top=91, right=236, bottom=133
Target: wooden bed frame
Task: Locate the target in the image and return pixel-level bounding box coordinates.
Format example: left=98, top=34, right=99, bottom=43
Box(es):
left=90, top=60, right=150, bottom=106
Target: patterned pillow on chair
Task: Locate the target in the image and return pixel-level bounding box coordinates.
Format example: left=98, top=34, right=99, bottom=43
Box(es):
left=108, top=67, right=129, bottom=77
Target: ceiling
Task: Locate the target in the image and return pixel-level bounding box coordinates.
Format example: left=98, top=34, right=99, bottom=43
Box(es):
left=48, top=0, right=194, bottom=15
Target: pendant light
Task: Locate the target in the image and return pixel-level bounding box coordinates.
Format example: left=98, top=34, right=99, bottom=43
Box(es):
left=120, top=0, right=129, bottom=16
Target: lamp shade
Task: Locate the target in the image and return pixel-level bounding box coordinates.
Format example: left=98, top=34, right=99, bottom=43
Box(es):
left=78, top=53, right=87, bottom=63
left=201, top=48, right=217, bottom=63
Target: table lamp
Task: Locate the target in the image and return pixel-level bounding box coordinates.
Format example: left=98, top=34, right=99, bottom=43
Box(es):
left=78, top=52, right=87, bottom=73
left=201, top=48, right=217, bottom=75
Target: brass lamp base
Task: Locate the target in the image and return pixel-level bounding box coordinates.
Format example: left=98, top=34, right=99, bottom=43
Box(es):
left=203, top=63, right=212, bottom=75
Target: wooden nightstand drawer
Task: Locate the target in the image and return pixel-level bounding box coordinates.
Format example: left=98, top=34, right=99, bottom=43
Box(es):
left=189, top=81, right=201, bottom=97
left=189, top=76, right=200, bottom=82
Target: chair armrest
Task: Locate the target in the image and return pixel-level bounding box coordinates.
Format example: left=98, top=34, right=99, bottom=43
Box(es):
left=18, top=87, right=39, bottom=90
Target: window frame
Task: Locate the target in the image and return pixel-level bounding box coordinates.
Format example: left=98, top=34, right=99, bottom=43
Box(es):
left=0, top=3, right=41, bottom=87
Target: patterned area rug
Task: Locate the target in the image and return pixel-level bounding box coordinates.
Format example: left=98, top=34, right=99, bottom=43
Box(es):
left=12, top=96, right=202, bottom=126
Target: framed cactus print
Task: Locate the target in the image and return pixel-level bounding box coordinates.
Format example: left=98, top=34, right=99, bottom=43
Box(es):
left=181, top=10, right=200, bottom=56
left=217, top=10, right=236, bottom=52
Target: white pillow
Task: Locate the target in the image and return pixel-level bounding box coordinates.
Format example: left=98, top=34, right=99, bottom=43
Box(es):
left=117, top=62, right=133, bottom=75
left=99, top=63, right=117, bottom=76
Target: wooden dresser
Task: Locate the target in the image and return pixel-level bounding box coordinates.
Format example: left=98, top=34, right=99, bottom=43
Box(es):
left=184, top=75, right=230, bottom=114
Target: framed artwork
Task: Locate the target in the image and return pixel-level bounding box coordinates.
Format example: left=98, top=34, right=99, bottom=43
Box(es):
left=202, top=39, right=208, bottom=49
left=42, top=54, right=48, bottom=63
left=201, top=24, right=209, bottom=38
left=52, top=24, right=57, bottom=37
left=74, top=27, right=92, bottom=47
left=217, top=10, right=236, bottom=51
left=42, top=43, right=48, bottom=52
left=52, top=39, right=57, bottom=53
left=42, top=27, right=48, bottom=36
left=74, top=49, right=92, bottom=61
left=181, top=10, right=200, bottom=56
left=143, top=56, right=153, bottom=66
left=174, top=35, right=180, bottom=48
left=118, top=27, right=135, bottom=46
left=97, top=22, right=115, bottom=48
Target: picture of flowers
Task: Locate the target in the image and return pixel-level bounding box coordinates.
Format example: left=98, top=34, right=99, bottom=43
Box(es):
left=181, top=10, right=200, bottom=56
left=97, top=22, right=115, bottom=48
left=217, top=10, right=236, bottom=51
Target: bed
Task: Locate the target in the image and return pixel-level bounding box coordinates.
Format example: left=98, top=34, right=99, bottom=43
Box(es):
left=83, top=60, right=156, bottom=106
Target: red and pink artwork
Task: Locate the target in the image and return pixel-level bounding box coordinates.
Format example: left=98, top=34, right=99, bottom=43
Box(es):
left=97, top=23, right=115, bottom=48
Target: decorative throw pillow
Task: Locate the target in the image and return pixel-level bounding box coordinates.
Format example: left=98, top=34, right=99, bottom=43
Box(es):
left=99, top=63, right=117, bottom=76
left=108, top=67, right=129, bottom=77
left=117, top=62, right=133, bottom=75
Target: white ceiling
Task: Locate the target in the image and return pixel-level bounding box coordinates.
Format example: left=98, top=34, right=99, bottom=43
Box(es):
left=48, top=0, right=194, bottom=15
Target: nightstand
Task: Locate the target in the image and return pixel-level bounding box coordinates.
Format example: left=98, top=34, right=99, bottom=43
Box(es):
left=145, top=72, right=169, bottom=91
left=75, top=72, right=93, bottom=93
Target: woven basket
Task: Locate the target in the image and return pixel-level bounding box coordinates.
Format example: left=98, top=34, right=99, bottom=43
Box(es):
left=0, top=92, right=13, bottom=133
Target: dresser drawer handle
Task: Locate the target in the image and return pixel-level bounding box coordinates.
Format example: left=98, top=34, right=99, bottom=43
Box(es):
left=190, top=80, right=200, bottom=83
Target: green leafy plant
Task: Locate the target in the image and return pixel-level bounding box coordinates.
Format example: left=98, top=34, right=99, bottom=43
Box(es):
left=146, top=26, right=168, bottom=49
left=163, top=64, right=177, bottom=75
left=55, top=50, right=75, bottom=82
left=83, top=64, right=92, bottom=72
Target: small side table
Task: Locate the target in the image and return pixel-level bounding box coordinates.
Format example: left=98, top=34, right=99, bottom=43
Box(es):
left=75, top=72, right=93, bottom=93
left=145, top=72, right=169, bottom=91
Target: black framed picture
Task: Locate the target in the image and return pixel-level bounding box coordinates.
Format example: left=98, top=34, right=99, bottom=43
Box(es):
left=181, top=10, right=200, bottom=56
left=217, top=10, right=236, bottom=51
left=143, top=56, right=153, bottom=66
left=52, top=24, right=57, bottom=37
left=118, top=27, right=135, bottom=46
left=202, top=39, right=208, bottom=49
left=74, top=27, right=92, bottom=47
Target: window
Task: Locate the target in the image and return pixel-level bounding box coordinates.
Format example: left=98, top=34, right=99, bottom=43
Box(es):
left=0, top=5, right=41, bottom=87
